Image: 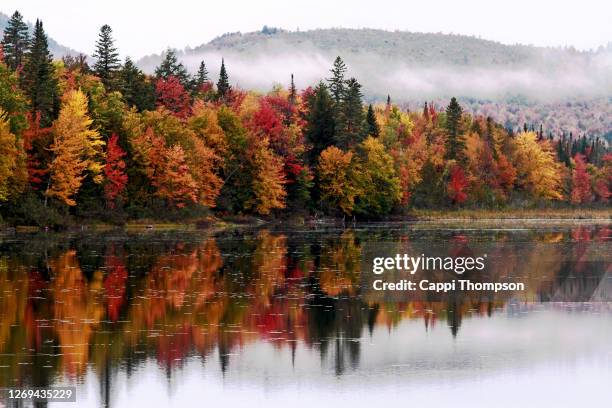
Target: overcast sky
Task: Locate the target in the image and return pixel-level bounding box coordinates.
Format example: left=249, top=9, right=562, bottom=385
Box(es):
left=2, top=0, right=611, bottom=59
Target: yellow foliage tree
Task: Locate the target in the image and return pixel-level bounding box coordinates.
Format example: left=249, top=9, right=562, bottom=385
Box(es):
left=512, top=131, right=563, bottom=200
left=354, top=136, right=402, bottom=215
left=245, top=139, right=287, bottom=215
left=0, top=109, right=27, bottom=201
left=46, top=90, right=105, bottom=206
left=317, top=146, right=358, bottom=215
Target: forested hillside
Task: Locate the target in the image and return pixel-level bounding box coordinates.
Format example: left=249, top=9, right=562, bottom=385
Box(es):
left=137, top=28, right=612, bottom=137
left=0, top=12, right=610, bottom=227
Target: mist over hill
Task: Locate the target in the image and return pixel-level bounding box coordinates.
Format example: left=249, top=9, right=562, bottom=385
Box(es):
left=0, top=11, right=78, bottom=58
left=137, top=28, right=612, bottom=103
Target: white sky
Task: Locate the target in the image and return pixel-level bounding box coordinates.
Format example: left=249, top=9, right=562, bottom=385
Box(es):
left=2, top=0, right=611, bottom=59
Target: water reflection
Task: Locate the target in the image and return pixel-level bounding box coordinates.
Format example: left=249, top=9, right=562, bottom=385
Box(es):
left=0, top=223, right=610, bottom=406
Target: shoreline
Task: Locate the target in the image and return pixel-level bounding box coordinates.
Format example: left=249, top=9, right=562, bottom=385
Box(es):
left=1, top=208, right=610, bottom=234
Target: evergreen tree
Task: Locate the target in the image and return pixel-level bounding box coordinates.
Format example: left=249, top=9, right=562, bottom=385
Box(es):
left=191, top=60, right=209, bottom=90
left=366, top=104, right=379, bottom=137
left=336, top=77, right=365, bottom=148
left=444, top=97, right=466, bottom=164
left=119, top=57, right=155, bottom=112
left=93, top=25, right=120, bottom=90
left=305, top=82, right=335, bottom=165
left=21, top=20, right=57, bottom=127
left=1, top=11, right=29, bottom=71
left=154, top=48, right=190, bottom=87
left=216, top=58, right=231, bottom=100
left=289, top=73, right=297, bottom=105
left=327, top=56, right=347, bottom=105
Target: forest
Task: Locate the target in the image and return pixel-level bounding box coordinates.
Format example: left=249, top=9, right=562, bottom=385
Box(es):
left=0, top=11, right=610, bottom=227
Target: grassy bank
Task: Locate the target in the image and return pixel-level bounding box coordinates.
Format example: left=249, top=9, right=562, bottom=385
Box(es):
left=408, top=207, right=612, bottom=221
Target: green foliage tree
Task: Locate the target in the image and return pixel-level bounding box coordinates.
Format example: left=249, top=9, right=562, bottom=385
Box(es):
left=0, top=60, right=28, bottom=134
left=216, top=58, right=231, bottom=101
left=305, top=82, right=335, bottom=165
left=327, top=56, right=346, bottom=105
left=354, top=136, right=401, bottom=216
left=21, top=20, right=58, bottom=127
left=366, top=104, right=379, bottom=137
left=444, top=97, right=466, bottom=164
left=1, top=11, right=29, bottom=71
left=93, top=25, right=120, bottom=91
left=154, top=48, right=190, bottom=87
left=288, top=73, right=297, bottom=105
left=191, top=60, right=209, bottom=90
left=119, top=57, right=155, bottom=112
left=336, top=77, right=365, bottom=149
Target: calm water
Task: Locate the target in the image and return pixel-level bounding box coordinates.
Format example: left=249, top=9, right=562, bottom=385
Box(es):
left=0, top=222, right=611, bottom=407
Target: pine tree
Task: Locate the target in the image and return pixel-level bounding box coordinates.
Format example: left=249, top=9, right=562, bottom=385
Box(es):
left=444, top=97, right=466, bottom=164
left=21, top=20, right=58, bottom=127
left=336, top=77, right=365, bottom=148
left=327, top=56, right=347, bottom=105
left=154, top=48, right=190, bottom=87
left=1, top=11, right=29, bottom=71
left=93, top=25, right=120, bottom=90
left=216, top=58, right=231, bottom=100
left=366, top=104, right=379, bottom=137
left=289, top=73, right=297, bottom=105
left=191, top=60, right=209, bottom=90
left=305, top=82, right=335, bottom=165
left=119, top=57, right=155, bottom=111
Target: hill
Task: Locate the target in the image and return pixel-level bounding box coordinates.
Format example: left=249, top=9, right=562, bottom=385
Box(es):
left=137, top=28, right=611, bottom=137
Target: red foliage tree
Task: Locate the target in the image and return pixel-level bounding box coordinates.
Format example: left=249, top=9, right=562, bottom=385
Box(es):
left=104, top=134, right=128, bottom=208
left=447, top=165, right=468, bottom=204
left=155, top=76, right=191, bottom=118
left=22, top=112, right=53, bottom=189
left=571, top=153, right=592, bottom=204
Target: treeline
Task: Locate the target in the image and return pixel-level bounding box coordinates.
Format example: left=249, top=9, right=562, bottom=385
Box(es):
left=0, top=12, right=610, bottom=226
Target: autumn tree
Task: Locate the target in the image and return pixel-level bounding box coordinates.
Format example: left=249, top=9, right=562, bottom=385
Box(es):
left=153, top=145, right=197, bottom=207
left=155, top=76, right=191, bottom=118
left=93, top=25, right=120, bottom=90
left=317, top=146, right=358, bottom=215
left=21, top=20, right=57, bottom=127
left=512, top=131, right=563, bottom=200
left=1, top=11, right=29, bottom=71
left=570, top=153, right=592, bottom=204
left=354, top=137, right=401, bottom=216
left=103, top=134, right=127, bottom=208
left=0, top=109, right=27, bottom=200
left=447, top=164, right=468, bottom=204
left=46, top=90, right=105, bottom=206
left=244, top=139, right=287, bottom=215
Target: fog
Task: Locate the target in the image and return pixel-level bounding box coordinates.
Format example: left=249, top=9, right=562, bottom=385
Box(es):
left=142, top=45, right=612, bottom=102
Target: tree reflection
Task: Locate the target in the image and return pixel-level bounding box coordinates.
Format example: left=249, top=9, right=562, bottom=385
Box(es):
left=0, top=224, right=609, bottom=395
